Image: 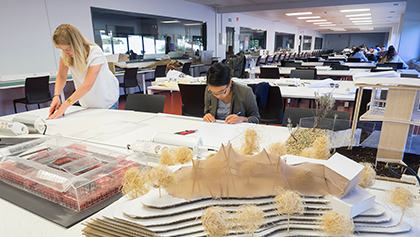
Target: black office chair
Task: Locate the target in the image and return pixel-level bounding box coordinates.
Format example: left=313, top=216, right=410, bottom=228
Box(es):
left=347, top=58, right=361, bottom=62
left=307, top=57, right=319, bottom=62
left=260, top=67, right=280, bottom=79
left=124, top=93, right=166, bottom=113
left=178, top=84, right=207, bottom=117
left=289, top=69, right=316, bottom=79
left=257, top=86, right=284, bottom=124
left=282, top=107, right=351, bottom=131
left=200, top=60, right=218, bottom=76
left=119, top=67, right=140, bottom=98
left=284, top=61, right=302, bottom=68
left=332, top=65, right=350, bottom=70
left=323, top=61, right=341, bottom=67
left=401, top=73, right=419, bottom=78
left=13, top=76, right=52, bottom=113
left=154, top=65, right=167, bottom=79
left=377, top=63, right=403, bottom=71
left=181, top=62, right=191, bottom=75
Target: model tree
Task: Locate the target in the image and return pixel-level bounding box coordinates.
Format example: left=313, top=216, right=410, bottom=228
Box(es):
left=233, top=205, right=264, bottom=236
left=385, top=187, right=415, bottom=226
left=202, top=206, right=230, bottom=237
left=274, top=190, right=304, bottom=233
left=319, top=211, right=354, bottom=237
left=147, top=164, right=179, bottom=198
left=121, top=167, right=150, bottom=199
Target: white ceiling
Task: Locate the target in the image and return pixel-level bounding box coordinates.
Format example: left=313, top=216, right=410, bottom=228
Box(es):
left=185, top=0, right=407, bottom=34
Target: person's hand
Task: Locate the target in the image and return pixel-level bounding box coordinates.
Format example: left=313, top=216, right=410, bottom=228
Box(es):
left=203, top=113, right=216, bottom=123
left=48, top=99, right=70, bottom=119
left=225, top=114, right=248, bottom=124
left=49, top=96, right=61, bottom=116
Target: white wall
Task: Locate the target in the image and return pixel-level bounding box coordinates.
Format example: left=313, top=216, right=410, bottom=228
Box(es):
left=0, top=0, right=216, bottom=77
left=216, top=13, right=324, bottom=60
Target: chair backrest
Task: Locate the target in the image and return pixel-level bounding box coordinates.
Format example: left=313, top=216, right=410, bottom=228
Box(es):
left=181, top=62, right=191, bottom=75
left=255, top=56, right=262, bottom=66
left=260, top=67, right=280, bottom=79
left=323, top=61, right=341, bottom=67
left=258, top=86, right=283, bottom=124
left=289, top=69, right=316, bottom=79
left=282, top=107, right=351, bottom=130
left=155, top=65, right=167, bottom=78
left=122, top=67, right=139, bottom=87
left=178, top=84, right=207, bottom=117
left=124, top=94, right=166, bottom=113
left=332, top=65, right=350, bottom=70
left=347, top=58, right=361, bottom=62
left=284, top=61, right=302, bottom=68
left=308, top=57, right=319, bottom=62
left=24, top=76, right=51, bottom=103
left=401, top=73, right=419, bottom=78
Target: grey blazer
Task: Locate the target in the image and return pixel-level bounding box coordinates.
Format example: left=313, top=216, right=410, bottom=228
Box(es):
left=204, top=82, right=260, bottom=124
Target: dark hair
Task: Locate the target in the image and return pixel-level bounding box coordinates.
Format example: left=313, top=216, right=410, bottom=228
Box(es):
left=206, top=63, right=231, bottom=86
left=385, top=45, right=396, bottom=61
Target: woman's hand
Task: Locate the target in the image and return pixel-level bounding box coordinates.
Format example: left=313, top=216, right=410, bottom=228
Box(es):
left=48, top=99, right=70, bottom=119
left=225, top=114, right=248, bottom=124
left=48, top=96, right=61, bottom=117
left=203, top=113, right=216, bottom=123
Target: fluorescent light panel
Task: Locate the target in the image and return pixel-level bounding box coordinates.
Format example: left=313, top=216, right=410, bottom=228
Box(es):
left=286, top=12, right=312, bottom=16
left=313, top=22, right=332, bottom=24
left=184, top=23, right=202, bottom=26
left=306, top=19, right=327, bottom=22
left=297, top=16, right=320, bottom=19
left=345, top=13, right=371, bottom=17
left=354, top=23, right=373, bottom=25
left=340, top=8, right=370, bottom=13
left=161, top=20, right=180, bottom=23
left=360, top=27, right=374, bottom=30
left=352, top=20, right=373, bottom=23
left=349, top=17, right=372, bottom=20
left=320, top=24, right=336, bottom=26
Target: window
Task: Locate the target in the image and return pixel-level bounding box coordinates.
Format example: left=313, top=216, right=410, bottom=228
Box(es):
left=315, top=37, right=323, bottom=50
left=91, top=7, right=206, bottom=61
left=302, top=35, right=312, bottom=51
left=275, top=32, right=295, bottom=51
left=238, top=27, right=266, bottom=52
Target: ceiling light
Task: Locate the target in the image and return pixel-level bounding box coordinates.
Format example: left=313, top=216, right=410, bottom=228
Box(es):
left=184, top=23, right=202, bottom=26
left=345, top=13, right=371, bottom=17
left=314, top=22, right=332, bottom=24
left=306, top=19, right=327, bottom=22
left=297, top=16, right=320, bottom=19
left=319, top=24, right=336, bottom=26
left=353, top=23, right=373, bottom=25
left=352, top=20, right=373, bottom=23
left=349, top=17, right=372, bottom=20
left=360, top=27, right=374, bottom=30
left=286, top=12, right=312, bottom=16
left=340, top=8, right=370, bottom=13
left=161, top=20, right=180, bottom=23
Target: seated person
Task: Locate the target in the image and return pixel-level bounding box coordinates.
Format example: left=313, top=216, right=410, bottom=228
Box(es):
left=378, top=45, right=408, bottom=69
left=203, top=63, right=260, bottom=124
left=342, top=46, right=352, bottom=54
left=350, top=47, right=368, bottom=62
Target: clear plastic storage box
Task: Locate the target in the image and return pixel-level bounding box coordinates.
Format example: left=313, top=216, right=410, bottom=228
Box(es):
left=0, top=135, right=143, bottom=212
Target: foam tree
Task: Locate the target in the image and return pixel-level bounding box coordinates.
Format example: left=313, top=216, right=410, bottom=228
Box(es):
left=274, top=190, right=304, bottom=233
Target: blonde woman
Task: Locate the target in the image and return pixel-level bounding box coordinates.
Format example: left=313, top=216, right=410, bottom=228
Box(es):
left=48, top=24, right=119, bottom=119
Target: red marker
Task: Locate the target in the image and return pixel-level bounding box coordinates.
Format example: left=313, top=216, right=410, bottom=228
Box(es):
left=175, top=129, right=197, bottom=135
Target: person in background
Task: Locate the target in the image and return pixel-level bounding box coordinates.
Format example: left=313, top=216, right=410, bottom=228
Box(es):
left=342, top=46, right=352, bottom=54
left=165, top=36, right=175, bottom=54
left=378, top=45, right=408, bottom=68
left=351, top=45, right=356, bottom=52
left=49, top=24, right=119, bottom=119
left=374, top=45, right=381, bottom=52
left=366, top=47, right=377, bottom=61
left=350, top=47, right=369, bottom=62
left=203, top=63, right=260, bottom=124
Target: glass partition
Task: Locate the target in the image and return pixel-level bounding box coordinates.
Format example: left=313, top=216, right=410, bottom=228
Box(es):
left=275, top=32, right=295, bottom=52
left=239, top=27, right=267, bottom=52
left=302, top=35, right=312, bottom=51
left=315, top=37, right=323, bottom=50
left=91, top=7, right=206, bottom=62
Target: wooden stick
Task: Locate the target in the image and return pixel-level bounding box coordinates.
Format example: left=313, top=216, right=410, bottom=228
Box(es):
left=398, top=208, right=406, bottom=226
left=348, top=86, right=363, bottom=150
left=287, top=213, right=290, bottom=233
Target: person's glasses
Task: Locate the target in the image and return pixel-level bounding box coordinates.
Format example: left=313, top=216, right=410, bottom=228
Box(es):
left=209, top=84, right=229, bottom=96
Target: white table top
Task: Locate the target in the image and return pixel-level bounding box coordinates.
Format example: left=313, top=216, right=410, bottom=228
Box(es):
left=1, top=108, right=420, bottom=236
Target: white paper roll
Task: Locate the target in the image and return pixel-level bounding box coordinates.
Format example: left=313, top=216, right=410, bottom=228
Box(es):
left=12, top=114, right=46, bottom=134
left=151, top=132, right=203, bottom=150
